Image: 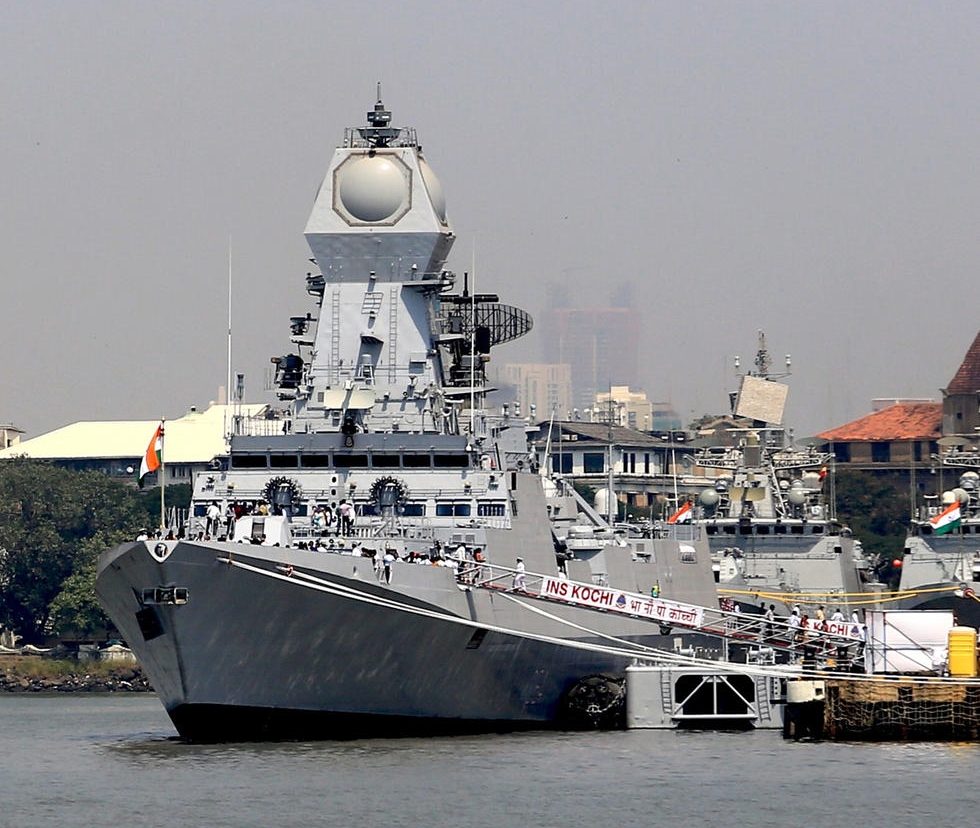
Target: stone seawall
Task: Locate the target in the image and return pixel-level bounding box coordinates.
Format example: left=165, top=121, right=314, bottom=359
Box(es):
left=0, top=659, right=152, bottom=693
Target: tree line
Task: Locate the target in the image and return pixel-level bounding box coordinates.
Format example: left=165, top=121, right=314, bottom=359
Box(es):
left=0, top=458, right=189, bottom=645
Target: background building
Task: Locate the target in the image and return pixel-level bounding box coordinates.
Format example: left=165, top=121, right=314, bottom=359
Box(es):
left=0, top=403, right=271, bottom=486
left=540, top=285, right=641, bottom=413
left=497, top=363, right=573, bottom=419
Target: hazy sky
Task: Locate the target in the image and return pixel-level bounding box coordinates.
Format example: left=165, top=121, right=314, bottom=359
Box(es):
left=3, top=1, right=979, bottom=439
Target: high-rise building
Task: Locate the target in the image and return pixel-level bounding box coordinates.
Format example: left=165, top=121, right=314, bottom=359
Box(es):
left=540, top=287, right=641, bottom=412
left=497, top=363, right=573, bottom=420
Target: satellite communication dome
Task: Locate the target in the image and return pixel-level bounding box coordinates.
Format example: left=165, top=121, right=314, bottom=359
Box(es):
left=699, top=488, right=720, bottom=507
left=788, top=488, right=807, bottom=505
left=594, top=487, right=611, bottom=514
left=952, top=487, right=970, bottom=505
left=336, top=155, right=409, bottom=222
left=960, top=471, right=980, bottom=490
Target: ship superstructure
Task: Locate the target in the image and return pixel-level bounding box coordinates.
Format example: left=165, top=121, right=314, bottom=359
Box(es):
left=686, top=335, right=869, bottom=616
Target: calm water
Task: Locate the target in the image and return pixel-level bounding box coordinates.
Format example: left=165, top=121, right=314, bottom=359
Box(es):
left=2, top=694, right=978, bottom=827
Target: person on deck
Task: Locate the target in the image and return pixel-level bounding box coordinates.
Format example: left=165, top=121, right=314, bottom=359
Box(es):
left=512, top=557, right=527, bottom=592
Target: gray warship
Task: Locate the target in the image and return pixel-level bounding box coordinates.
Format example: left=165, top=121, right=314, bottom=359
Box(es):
left=96, top=97, right=718, bottom=741
left=689, top=337, right=869, bottom=617
left=898, top=450, right=980, bottom=626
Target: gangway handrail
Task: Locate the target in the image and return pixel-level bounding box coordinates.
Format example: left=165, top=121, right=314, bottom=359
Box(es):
left=461, top=560, right=865, bottom=663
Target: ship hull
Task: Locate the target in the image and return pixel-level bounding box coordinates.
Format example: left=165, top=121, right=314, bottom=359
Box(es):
left=97, top=539, right=685, bottom=741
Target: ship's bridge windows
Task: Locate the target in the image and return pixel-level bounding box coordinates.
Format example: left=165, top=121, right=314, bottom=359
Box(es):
left=403, top=455, right=432, bottom=468
left=477, top=502, right=506, bottom=517
left=334, top=454, right=369, bottom=468
left=433, top=453, right=470, bottom=468
left=755, top=525, right=770, bottom=535
left=359, top=503, right=379, bottom=516
left=811, top=525, right=823, bottom=534
left=774, top=524, right=787, bottom=534
left=401, top=502, right=425, bottom=517
left=791, top=525, right=804, bottom=535
left=436, top=502, right=472, bottom=517
left=232, top=455, right=268, bottom=469
left=723, top=525, right=737, bottom=535
left=270, top=454, right=299, bottom=468
left=301, top=454, right=333, bottom=468
left=372, top=454, right=401, bottom=468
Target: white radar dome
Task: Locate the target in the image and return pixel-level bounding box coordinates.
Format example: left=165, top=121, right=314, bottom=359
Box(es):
left=699, top=489, right=720, bottom=507
left=419, top=158, right=446, bottom=222
left=594, top=487, right=611, bottom=514
left=337, top=155, right=409, bottom=223
left=788, top=488, right=807, bottom=505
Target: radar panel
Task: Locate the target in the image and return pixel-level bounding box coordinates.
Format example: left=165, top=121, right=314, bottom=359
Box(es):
left=734, top=375, right=788, bottom=425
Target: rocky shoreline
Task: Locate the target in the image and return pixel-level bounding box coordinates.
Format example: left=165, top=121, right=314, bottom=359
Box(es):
left=0, top=659, right=153, bottom=693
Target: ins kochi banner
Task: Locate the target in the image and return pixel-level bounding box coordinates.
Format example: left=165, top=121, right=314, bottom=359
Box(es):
left=539, top=577, right=705, bottom=628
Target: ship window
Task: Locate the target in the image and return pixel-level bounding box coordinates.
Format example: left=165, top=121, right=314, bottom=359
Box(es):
left=433, top=454, right=469, bottom=468
left=403, top=455, right=431, bottom=468
left=756, top=525, right=770, bottom=535
left=359, top=504, right=379, bottom=516
left=334, top=454, right=369, bottom=468
left=270, top=454, right=299, bottom=468
left=402, top=503, right=425, bottom=516
left=302, top=454, right=333, bottom=467
left=706, top=525, right=718, bottom=535
left=791, top=525, right=804, bottom=535
left=372, top=455, right=401, bottom=468
left=811, top=525, right=823, bottom=534
left=232, top=455, right=267, bottom=469
left=723, top=526, right=736, bottom=535
left=436, top=503, right=472, bottom=516
left=774, top=524, right=787, bottom=535
left=477, top=502, right=505, bottom=517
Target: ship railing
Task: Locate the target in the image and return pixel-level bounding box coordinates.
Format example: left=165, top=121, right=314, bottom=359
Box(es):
left=653, top=522, right=702, bottom=541
left=230, top=419, right=291, bottom=438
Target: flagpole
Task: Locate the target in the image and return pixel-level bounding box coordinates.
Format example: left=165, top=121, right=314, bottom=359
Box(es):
left=159, top=418, right=166, bottom=534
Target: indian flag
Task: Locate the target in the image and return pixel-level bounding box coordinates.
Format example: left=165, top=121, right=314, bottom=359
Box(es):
left=930, top=501, right=962, bottom=535
left=138, top=423, right=164, bottom=488
left=667, top=501, right=693, bottom=524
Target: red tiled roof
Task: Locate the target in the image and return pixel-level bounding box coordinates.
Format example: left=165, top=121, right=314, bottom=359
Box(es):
left=816, top=402, right=942, bottom=442
left=945, top=330, right=980, bottom=395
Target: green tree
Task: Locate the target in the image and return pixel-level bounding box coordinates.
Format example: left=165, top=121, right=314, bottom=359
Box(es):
left=833, top=468, right=909, bottom=584
left=48, top=535, right=117, bottom=639
left=0, top=459, right=145, bottom=643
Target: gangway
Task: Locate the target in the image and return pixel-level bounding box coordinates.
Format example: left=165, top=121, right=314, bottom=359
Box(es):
left=462, top=559, right=865, bottom=668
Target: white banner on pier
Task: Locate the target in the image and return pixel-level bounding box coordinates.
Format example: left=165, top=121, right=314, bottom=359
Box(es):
left=539, top=577, right=705, bottom=628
